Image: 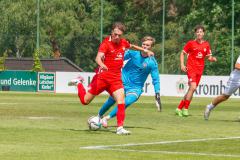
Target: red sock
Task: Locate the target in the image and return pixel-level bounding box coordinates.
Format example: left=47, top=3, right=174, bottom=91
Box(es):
left=116, top=104, right=125, bottom=127
left=177, top=100, right=185, bottom=110
left=184, top=100, right=191, bottom=109
left=77, top=83, right=87, bottom=105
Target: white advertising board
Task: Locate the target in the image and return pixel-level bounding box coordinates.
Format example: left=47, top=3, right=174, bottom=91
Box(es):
left=56, top=72, right=240, bottom=98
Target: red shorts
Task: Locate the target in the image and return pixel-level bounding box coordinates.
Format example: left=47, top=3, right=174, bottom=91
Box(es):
left=88, top=72, right=123, bottom=96
left=187, top=71, right=202, bottom=86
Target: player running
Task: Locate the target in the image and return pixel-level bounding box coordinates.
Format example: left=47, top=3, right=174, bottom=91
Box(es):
left=176, top=25, right=217, bottom=117
left=204, top=55, right=240, bottom=120
left=98, top=36, right=161, bottom=128
left=68, top=22, right=154, bottom=135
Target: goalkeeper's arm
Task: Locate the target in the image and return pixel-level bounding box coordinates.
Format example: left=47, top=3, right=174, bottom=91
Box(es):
left=130, top=44, right=154, bottom=57
left=155, top=93, right=162, bottom=112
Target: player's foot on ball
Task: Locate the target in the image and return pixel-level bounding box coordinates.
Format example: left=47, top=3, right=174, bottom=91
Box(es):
left=204, top=105, right=211, bottom=120
left=68, top=76, right=84, bottom=86
left=175, top=108, right=183, bottom=117
left=182, top=109, right=189, bottom=117
left=116, top=126, right=131, bottom=135
left=100, top=117, right=108, bottom=128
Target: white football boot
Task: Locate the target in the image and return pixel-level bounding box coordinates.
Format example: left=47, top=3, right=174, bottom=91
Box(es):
left=116, top=126, right=131, bottom=135
left=204, top=105, right=211, bottom=120
left=68, top=76, right=84, bottom=86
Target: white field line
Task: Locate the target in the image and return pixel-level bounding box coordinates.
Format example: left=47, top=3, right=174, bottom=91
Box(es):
left=26, top=116, right=57, bottom=120
left=81, top=136, right=240, bottom=149
left=0, top=103, right=18, bottom=105
left=96, top=148, right=240, bottom=158
left=0, top=101, right=169, bottom=104
left=80, top=136, right=240, bottom=158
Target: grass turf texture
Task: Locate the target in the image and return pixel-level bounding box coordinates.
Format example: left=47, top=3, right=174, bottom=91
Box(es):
left=0, top=92, right=240, bottom=160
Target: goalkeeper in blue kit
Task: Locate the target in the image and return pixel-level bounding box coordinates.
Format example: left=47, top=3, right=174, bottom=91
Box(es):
left=98, top=36, right=161, bottom=128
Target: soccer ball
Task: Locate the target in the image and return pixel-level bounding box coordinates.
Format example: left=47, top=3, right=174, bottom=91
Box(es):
left=87, top=116, right=101, bottom=130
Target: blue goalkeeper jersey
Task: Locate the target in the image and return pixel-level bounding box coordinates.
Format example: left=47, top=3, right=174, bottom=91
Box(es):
left=122, top=49, right=160, bottom=93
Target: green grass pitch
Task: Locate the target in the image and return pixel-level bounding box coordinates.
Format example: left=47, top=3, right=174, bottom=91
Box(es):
left=0, top=92, right=240, bottom=160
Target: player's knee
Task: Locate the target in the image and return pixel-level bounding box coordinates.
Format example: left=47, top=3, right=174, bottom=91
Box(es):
left=83, top=93, right=95, bottom=105
left=83, top=98, right=92, bottom=105
left=125, top=94, right=138, bottom=106
left=223, top=95, right=230, bottom=100
left=188, top=88, right=196, bottom=93
left=127, top=98, right=137, bottom=105
left=82, top=100, right=89, bottom=105
left=189, top=85, right=197, bottom=91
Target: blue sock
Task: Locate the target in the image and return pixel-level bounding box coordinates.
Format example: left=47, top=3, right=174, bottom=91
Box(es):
left=109, top=94, right=138, bottom=118
left=98, top=96, right=116, bottom=117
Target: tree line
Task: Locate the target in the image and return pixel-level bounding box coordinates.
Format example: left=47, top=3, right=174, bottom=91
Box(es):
left=0, top=0, right=239, bottom=75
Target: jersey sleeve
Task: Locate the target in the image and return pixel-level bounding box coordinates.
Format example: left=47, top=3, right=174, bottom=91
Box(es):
left=206, top=42, right=212, bottom=56
left=98, top=41, right=108, bottom=54
left=183, top=41, right=191, bottom=54
left=122, top=39, right=130, bottom=49
left=150, top=58, right=160, bottom=94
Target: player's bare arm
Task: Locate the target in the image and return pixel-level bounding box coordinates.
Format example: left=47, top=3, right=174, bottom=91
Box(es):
left=207, top=55, right=217, bottom=62
left=130, top=44, right=154, bottom=56
left=95, top=52, right=108, bottom=70
left=180, top=51, right=187, bottom=72
left=235, top=62, right=240, bottom=70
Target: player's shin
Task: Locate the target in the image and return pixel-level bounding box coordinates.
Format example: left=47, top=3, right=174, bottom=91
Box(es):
left=98, top=96, right=116, bottom=117
left=110, top=95, right=137, bottom=118
left=184, top=100, right=190, bottom=109
left=177, top=100, right=185, bottom=110
left=77, top=83, right=87, bottom=105
left=116, top=103, right=125, bottom=127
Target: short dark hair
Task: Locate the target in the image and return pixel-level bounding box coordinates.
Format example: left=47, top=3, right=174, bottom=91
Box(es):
left=194, top=25, right=205, bottom=32
left=112, top=22, right=126, bottom=32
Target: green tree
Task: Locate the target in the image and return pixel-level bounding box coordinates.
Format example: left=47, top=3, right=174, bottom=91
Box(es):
left=0, top=50, right=9, bottom=71
left=0, top=0, right=239, bottom=74
left=32, top=49, right=44, bottom=72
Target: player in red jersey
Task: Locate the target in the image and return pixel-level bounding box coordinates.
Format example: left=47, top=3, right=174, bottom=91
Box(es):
left=68, top=22, right=154, bottom=134
left=175, top=25, right=217, bottom=117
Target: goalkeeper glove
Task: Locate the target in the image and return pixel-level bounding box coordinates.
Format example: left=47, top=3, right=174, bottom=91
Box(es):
left=155, top=93, right=162, bottom=112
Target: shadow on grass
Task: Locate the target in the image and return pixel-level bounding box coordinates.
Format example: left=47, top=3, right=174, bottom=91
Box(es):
left=217, top=119, right=240, bottom=123
left=65, top=125, right=156, bottom=134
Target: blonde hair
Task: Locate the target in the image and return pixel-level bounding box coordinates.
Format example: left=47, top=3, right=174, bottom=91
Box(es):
left=141, top=36, right=155, bottom=46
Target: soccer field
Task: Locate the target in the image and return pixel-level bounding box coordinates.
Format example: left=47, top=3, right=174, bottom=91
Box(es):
left=0, top=92, right=240, bottom=160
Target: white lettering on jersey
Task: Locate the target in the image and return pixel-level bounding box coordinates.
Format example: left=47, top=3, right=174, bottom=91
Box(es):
left=196, top=52, right=203, bottom=58
left=114, top=52, right=123, bottom=60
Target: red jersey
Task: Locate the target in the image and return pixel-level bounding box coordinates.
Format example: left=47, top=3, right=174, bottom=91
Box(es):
left=98, top=36, right=130, bottom=73
left=183, top=40, right=211, bottom=73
